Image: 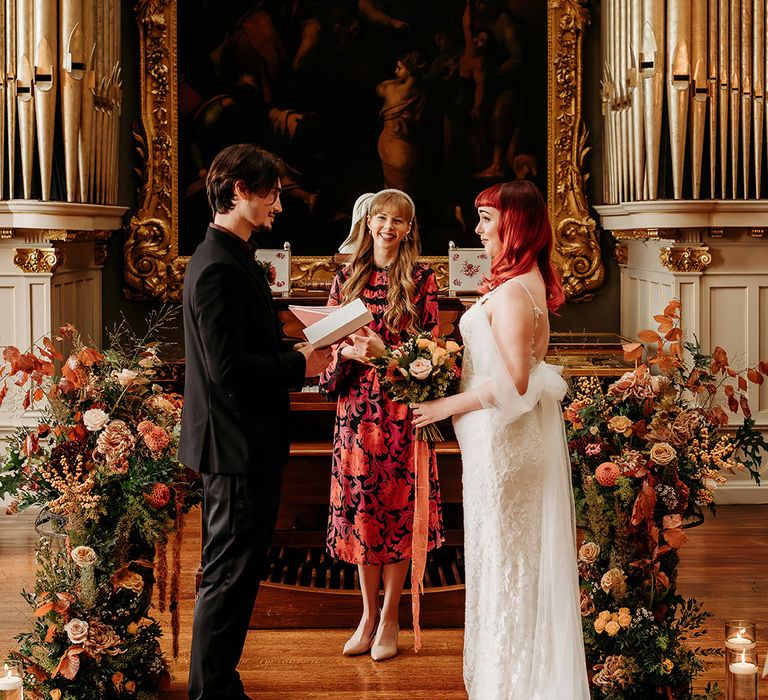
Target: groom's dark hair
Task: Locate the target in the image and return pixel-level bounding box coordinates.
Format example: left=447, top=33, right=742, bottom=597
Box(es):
left=206, top=144, right=283, bottom=215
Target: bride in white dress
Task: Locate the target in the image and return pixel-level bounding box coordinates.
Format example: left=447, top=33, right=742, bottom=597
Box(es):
left=412, top=181, right=589, bottom=700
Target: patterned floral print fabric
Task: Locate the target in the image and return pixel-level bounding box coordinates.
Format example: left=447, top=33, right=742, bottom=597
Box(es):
left=319, top=264, right=444, bottom=566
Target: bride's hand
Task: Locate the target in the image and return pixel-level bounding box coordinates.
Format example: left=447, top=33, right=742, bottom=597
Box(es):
left=411, top=398, right=450, bottom=428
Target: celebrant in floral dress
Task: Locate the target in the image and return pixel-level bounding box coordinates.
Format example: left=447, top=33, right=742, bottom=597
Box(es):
left=319, top=189, right=444, bottom=662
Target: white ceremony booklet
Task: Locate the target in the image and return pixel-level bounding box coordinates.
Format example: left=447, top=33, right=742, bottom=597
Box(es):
left=288, top=298, right=373, bottom=348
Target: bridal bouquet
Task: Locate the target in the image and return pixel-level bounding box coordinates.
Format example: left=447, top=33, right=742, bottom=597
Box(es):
left=371, top=332, right=462, bottom=442
left=565, top=300, right=766, bottom=699
left=0, top=309, right=202, bottom=699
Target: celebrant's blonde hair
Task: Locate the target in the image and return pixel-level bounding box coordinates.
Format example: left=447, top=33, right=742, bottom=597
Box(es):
left=339, top=190, right=422, bottom=335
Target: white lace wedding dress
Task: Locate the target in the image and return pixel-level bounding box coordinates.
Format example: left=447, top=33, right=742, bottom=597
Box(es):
left=453, top=279, right=590, bottom=700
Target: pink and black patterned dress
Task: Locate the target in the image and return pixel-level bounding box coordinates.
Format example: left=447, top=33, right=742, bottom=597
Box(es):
left=319, top=263, right=444, bottom=566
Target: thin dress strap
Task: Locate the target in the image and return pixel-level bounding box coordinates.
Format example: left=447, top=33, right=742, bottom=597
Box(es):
left=508, top=278, right=545, bottom=323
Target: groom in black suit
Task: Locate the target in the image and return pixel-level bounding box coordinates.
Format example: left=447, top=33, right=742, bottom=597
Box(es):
left=180, top=144, right=331, bottom=700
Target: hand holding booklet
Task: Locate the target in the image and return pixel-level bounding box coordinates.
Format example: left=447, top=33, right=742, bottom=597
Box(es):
left=289, top=298, right=374, bottom=348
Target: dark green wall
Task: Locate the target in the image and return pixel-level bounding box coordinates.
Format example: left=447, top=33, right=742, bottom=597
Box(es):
left=103, top=0, right=617, bottom=343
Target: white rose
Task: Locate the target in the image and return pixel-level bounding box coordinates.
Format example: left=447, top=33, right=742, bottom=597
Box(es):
left=71, top=545, right=97, bottom=567
left=114, top=369, right=139, bottom=387
left=703, top=478, right=718, bottom=490
left=409, top=358, right=433, bottom=380
left=64, top=618, right=89, bottom=644
left=83, top=408, right=109, bottom=432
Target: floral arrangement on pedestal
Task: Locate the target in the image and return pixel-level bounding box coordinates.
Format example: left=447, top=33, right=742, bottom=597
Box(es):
left=565, top=301, right=767, bottom=700
left=0, top=311, right=202, bottom=699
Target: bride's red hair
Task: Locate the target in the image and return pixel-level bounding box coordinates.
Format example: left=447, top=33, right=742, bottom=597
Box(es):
left=475, top=181, right=565, bottom=312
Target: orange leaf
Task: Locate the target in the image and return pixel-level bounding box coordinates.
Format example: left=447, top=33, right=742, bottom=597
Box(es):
left=740, top=395, right=752, bottom=419
left=663, top=528, right=688, bottom=549
left=747, top=368, right=764, bottom=385
left=655, top=570, right=671, bottom=590
left=669, top=342, right=683, bottom=359
left=664, top=300, right=681, bottom=317
left=57, top=323, right=76, bottom=338
left=0, top=385, right=7, bottom=407
left=711, top=346, right=729, bottom=373
left=622, top=342, right=643, bottom=362
left=728, top=394, right=739, bottom=413
left=759, top=360, right=768, bottom=375
left=45, top=623, right=57, bottom=643
left=724, top=385, right=734, bottom=397
left=738, top=376, right=748, bottom=391
left=665, top=327, right=682, bottom=342
left=34, top=601, right=55, bottom=617
left=42, top=337, right=64, bottom=361
left=727, top=367, right=737, bottom=377
left=630, top=481, right=657, bottom=527
left=76, top=347, right=104, bottom=367
left=654, top=315, right=674, bottom=333
left=33, top=386, right=44, bottom=402
left=638, top=329, right=661, bottom=343
left=53, top=646, right=83, bottom=680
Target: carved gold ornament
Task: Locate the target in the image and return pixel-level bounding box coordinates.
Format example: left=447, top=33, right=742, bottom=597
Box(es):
left=13, top=248, right=62, bottom=274
left=548, top=1, right=604, bottom=302
left=659, top=246, right=713, bottom=273
left=126, top=1, right=603, bottom=302
left=613, top=244, right=629, bottom=265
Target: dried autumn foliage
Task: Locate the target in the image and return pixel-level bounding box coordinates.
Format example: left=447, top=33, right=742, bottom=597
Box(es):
left=623, top=299, right=768, bottom=423
left=566, top=300, right=766, bottom=698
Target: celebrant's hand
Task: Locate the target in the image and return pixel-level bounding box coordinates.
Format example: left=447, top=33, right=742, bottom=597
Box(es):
left=411, top=398, right=450, bottom=428
left=345, top=326, right=386, bottom=361
left=339, top=344, right=369, bottom=363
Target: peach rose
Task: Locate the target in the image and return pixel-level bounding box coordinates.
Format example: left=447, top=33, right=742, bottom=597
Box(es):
left=608, top=415, right=634, bottom=437
left=409, top=358, right=433, bottom=380
left=600, top=568, right=627, bottom=597
left=64, top=618, right=89, bottom=644
left=650, top=442, right=677, bottom=466
left=605, top=620, right=621, bottom=636
left=578, top=542, right=600, bottom=565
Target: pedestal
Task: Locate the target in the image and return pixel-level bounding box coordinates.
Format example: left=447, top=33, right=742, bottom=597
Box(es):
left=0, top=202, right=127, bottom=448
left=596, top=201, right=768, bottom=504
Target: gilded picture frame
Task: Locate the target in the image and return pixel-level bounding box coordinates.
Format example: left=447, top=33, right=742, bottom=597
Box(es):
left=124, top=0, right=603, bottom=303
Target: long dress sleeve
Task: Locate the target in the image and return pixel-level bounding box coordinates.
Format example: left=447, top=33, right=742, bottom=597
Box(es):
left=317, top=270, right=365, bottom=399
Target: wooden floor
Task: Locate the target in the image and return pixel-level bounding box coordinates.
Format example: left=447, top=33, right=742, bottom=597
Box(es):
left=1, top=505, right=766, bottom=699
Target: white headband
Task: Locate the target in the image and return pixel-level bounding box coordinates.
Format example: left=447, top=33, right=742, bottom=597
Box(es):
left=372, top=188, right=416, bottom=221
left=351, top=193, right=375, bottom=233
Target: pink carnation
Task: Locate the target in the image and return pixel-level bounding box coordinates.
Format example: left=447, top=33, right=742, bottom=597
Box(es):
left=595, top=462, right=621, bottom=487
left=144, top=426, right=170, bottom=453
left=585, top=443, right=603, bottom=456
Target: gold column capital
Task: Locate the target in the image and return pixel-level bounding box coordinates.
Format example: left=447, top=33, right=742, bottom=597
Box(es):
left=659, top=246, right=712, bottom=273
left=12, top=247, right=63, bottom=273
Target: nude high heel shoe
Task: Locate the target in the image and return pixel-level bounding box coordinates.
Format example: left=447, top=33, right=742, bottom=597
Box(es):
left=342, top=628, right=376, bottom=656
left=342, top=612, right=379, bottom=656
left=370, top=620, right=399, bottom=662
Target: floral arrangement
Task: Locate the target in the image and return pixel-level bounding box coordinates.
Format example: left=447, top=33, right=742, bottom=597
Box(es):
left=0, top=310, right=202, bottom=699
left=565, top=301, right=767, bottom=699
left=370, top=331, right=462, bottom=441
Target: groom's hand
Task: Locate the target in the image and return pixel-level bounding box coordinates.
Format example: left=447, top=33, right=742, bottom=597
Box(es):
left=295, top=342, right=332, bottom=377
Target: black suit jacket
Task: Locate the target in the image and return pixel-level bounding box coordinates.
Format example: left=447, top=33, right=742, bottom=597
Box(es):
left=178, top=226, right=306, bottom=474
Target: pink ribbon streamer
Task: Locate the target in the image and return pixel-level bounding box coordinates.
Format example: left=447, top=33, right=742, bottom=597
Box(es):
left=410, top=437, right=430, bottom=652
